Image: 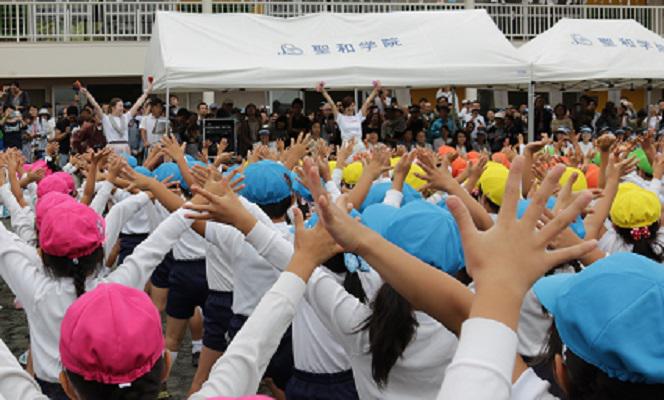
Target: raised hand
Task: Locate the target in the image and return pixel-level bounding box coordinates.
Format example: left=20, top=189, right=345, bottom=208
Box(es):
left=161, top=134, right=185, bottom=161
left=445, top=156, right=596, bottom=329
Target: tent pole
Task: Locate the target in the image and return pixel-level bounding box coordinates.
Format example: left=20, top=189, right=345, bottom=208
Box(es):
left=166, top=87, right=170, bottom=117
left=527, top=82, right=535, bottom=143
left=354, top=88, right=359, bottom=113
left=268, top=90, right=274, bottom=113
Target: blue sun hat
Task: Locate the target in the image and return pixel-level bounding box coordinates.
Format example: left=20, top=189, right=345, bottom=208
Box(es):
left=383, top=200, right=465, bottom=275
left=516, top=197, right=586, bottom=238
left=120, top=152, right=137, bottom=168
left=289, top=171, right=313, bottom=202
left=133, top=166, right=153, bottom=178
left=361, top=203, right=399, bottom=236
left=153, top=162, right=184, bottom=189
left=360, top=181, right=422, bottom=211
left=240, top=160, right=291, bottom=205
left=534, top=253, right=664, bottom=384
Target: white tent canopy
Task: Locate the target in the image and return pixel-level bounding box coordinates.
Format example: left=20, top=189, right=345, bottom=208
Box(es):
left=518, top=18, right=664, bottom=89
left=144, top=10, right=530, bottom=91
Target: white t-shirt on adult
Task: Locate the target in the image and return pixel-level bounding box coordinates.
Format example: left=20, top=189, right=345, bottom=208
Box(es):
left=139, top=114, right=162, bottom=147
left=336, top=113, right=367, bottom=156
left=101, top=112, right=131, bottom=143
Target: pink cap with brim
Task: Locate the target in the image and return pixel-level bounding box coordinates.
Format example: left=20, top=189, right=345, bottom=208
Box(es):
left=37, top=174, right=70, bottom=198
left=60, top=283, right=165, bottom=385
left=39, top=201, right=105, bottom=259
left=35, top=192, right=76, bottom=230
left=51, top=171, right=75, bottom=193
left=207, top=397, right=273, bottom=400
left=25, top=159, right=53, bottom=176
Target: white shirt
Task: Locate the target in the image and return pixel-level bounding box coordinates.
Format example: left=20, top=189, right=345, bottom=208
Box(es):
left=578, top=141, right=594, bottom=156
left=139, top=114, right=164, bottom=147
left=599, top=223, right=664, bottom=258
left=0, top=184, right=37, bottom=247
left=0, top=208, right=192, bottom=383
left=190, top=272, right=305, bottom=398
left=0, top=339, right=47, bottom=400
left=511, top=368, right=560, bottom=400
left=438, top=318, right=518, bottom=400
left=305, top=268, right=458, bottom=399
left=101, top=112, right=131, bottom=143
left=244, top=221, right=353, bottom=374
left=336, top=113, right=365, bottom=144
left=155, top=202, right=208, bottom=260
left=201, top=197, right=276, bottom=293
left=112, top=189, right=158, bottom=235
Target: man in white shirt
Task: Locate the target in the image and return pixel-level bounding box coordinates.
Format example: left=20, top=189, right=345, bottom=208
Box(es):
left=139, top=99, right=167, bottom=150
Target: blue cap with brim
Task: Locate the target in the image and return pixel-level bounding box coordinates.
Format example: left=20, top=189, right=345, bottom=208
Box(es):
left=133, top=166, right=153, bottom=178
left=120, top=152, right=137, bottom=168
left=383, top=200, right=465, bottom=275
left=360, top=182, right=422, bottom=211
left=361, top=203, right=399, bottom=236
left=534, top=252, right=664, bottom=384
left=153, top=162, right=184, bottom=189
left=184, top=154, right=196, bottom=164
left=516, top=197, right=586, bottom=238
left=240, top=160, right=291, bottom=205
left=289, top=171, right=314, bottom=202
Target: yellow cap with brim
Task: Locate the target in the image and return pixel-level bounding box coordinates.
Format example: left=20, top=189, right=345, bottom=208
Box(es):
left=342, top=161, right=364, bottom=185
left=610, top=183, right=661, bottom=228
left=559, top=167, right=588, bottom=192
left=478, top=162, right=510, bottom=206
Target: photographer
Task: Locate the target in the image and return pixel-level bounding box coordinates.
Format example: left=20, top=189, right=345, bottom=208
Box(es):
left=1, top=105, right=26, bottom=150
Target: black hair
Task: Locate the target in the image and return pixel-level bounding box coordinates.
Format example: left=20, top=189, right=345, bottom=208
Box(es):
left=42, top=247, right=103, bottom=297
left=323, top=253, right=367, bottom=303
left=257, top=195, right=292, bottom=220
left=341, top=96, right=354, bottom=109
left=359, top=283, right=418, bottom=387
left=614, top=222, right=664, bottom=263
left=291, top=98, right=304, bottom=107
left=11, top=80, right=20, bottom=88
left=66, top=356, right=164, bottom=400
left=543, top=324, right=664, bottom=400
left=66, top=105, right=79, bottom=117
left=477, top=187, right=500, bottom=214
left=109, top=98, right=123, bottom=109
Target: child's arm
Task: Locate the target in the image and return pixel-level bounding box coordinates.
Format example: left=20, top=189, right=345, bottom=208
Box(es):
left=0, top=339, right=48, bottom=399
left=190, top=208, right=335, bottom=398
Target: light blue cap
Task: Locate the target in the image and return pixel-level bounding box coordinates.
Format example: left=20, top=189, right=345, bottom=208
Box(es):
left=360, top=182, right=422, bottom=211
left=120, top=152, right=137, bottom=168
left=240, top=160, right=291, bottom=205
left=361, top=203, right=399, bottom=236
left=153, top=162, right=184, bottom=189
left=133, top=166, right=153, bottom=178
left=516, top=197, right=586, bottom=238
left=579, top=126, right=593, bottom=134
left=534, top=252, right=664, bottom=384
left=383, top=200, right=465, bottom=275
left=289, top=171, right=313, bottom=202
left=184, top=154, right=196, bottom=164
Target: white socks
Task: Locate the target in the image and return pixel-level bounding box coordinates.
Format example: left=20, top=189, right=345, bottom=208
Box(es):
left=191, top=339, right=203, bottom=354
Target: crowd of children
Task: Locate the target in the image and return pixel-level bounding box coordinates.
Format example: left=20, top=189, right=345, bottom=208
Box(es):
left=0, top=80, right=664, bottom=400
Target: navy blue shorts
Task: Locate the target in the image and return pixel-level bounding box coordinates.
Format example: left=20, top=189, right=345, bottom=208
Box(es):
left=166, top=258, right=209, bottom=320
left=203, top=290, right=233, bottom=352
left=228, top=314, right=294, bottom=390
left=286, top=369, right=359, bottom=400
left=36, top=377, right=69, bottom=400
left=118, top=233, right=149, bottom=265
left=150, top=251, right=173, bottom=289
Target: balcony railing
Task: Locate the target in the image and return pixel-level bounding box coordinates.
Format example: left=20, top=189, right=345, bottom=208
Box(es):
left=0, top=1, right=662, bottom=42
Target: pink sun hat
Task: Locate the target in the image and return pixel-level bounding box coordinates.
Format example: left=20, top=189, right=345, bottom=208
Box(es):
left=35, top=192, right=76, bottom=230
left=37, top=173, right=71, bottom=198
left=39, top=201, right=105, bottom=259
left=60, top=283, right=165, bottom=384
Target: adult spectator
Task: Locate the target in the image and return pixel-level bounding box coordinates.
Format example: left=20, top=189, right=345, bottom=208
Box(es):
left=54, top=105, right=79, bottom=166
left=238, top=103, right=261, bottom=156
left=139, top=98, right=166, bottom=151
left=80, top=81, right=153, bottom=154
left=533, top=96, right=552, bottom=139
left=197, top=102, right=209, bottom=124
left=595, top=101, right=620, bottom=133
left=3, top=81, right=30, bottom=111
left=414, top=130, right=433, bottom=151
left=287, top=98, right=311, bottom=140
left=1, top=105, right=26, bottom=150
left=381, top=105, right=407, bottom=145
left=428, top=105, right=457, bottom=148
left=550, top=104, right=574, bottom=133
left=487, top=111, right=508, bottom=153
left=169, top=94, right=180, bottom=118
left=465, top=107, right=486, bottom=140
left=71, top=108, right=106, bottom=154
